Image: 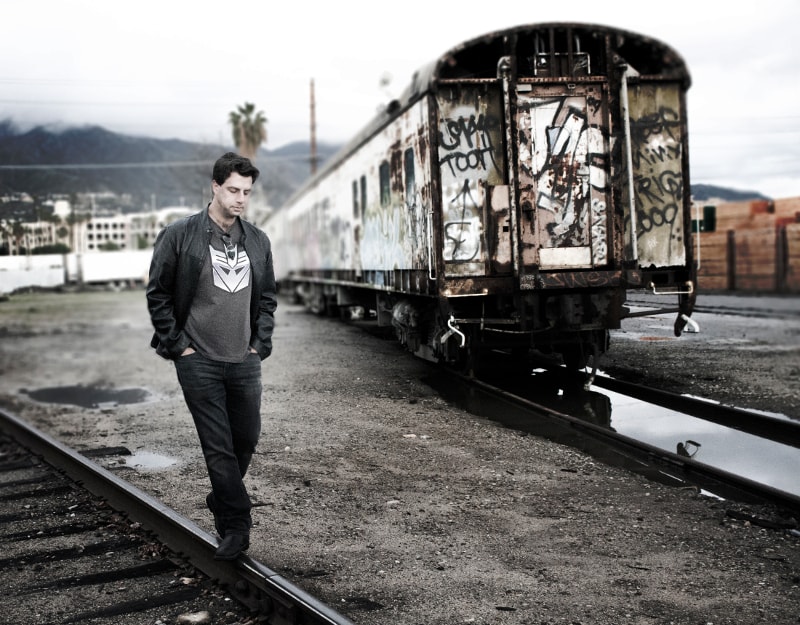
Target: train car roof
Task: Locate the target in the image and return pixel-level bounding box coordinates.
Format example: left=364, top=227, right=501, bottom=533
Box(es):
left=278, top=22, right=690, bottom=210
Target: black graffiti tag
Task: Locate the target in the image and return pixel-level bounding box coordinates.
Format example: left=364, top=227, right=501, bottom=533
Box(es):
left=444, top=179, right=481, bottom=260
left=438, top=113, right=501, bottom=176
left=630, top=107, right=683, bottom=239
left=630, top=106, right=681, bottom=170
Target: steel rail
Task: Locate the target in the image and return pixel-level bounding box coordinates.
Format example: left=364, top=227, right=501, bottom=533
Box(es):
left=590, top=374, right=800, bottom=449
left=439, top=369, right=800, bottom=515
left=0, top=407, right=355, bottom=625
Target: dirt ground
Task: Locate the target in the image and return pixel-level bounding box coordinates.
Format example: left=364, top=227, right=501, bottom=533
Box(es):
left=0, top=288, right=798, bottom=625
left=602, top=296, right=800, bottom=420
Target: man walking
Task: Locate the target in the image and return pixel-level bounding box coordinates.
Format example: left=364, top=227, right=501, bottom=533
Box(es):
left=146, top=152, right=277, bottom=560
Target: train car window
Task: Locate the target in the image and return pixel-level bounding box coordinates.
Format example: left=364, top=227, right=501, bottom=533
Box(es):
left=404, top=148, right=416, bottom=206
left=352, top=180, right=359, bottom=219
left=526, top=29, right=599, bottom=77
left=379, top=161, right=391, bottom=207
left=360, top=175, right=367, bottom=221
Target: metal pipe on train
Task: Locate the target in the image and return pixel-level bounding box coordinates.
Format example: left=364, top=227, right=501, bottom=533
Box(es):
left=264, top=22, right=697, bottom=371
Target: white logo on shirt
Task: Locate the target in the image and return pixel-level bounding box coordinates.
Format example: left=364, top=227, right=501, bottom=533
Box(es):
left=210, top=245, right=251, bottom=293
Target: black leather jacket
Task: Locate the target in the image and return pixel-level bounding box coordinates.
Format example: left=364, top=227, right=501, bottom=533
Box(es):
left=146, top=209, right=277, bottom=360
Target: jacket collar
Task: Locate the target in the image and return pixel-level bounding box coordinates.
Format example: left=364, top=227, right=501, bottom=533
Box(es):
left=202, top=206, right=248, bottom=240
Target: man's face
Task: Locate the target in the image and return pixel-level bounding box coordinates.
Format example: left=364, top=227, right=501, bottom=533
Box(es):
left=212, top=172, right=253, bottom=219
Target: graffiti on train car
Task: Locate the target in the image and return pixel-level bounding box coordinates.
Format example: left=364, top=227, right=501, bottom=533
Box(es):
left=516, top=87, right=610, bottom=269
left=438, top=113, right=502, bottom=176
left=361, top=203, right=409, bottom=270
left=436, top=90, right=505, bottom=275
left=628, top=84, right=686, bottom=267
left=358, top=104, right=433, bottom=273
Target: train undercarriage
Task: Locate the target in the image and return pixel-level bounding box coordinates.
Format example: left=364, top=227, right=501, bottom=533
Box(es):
left=285, top=254, right=697, bottom=381
left=287, top=278, right=622, bottom=374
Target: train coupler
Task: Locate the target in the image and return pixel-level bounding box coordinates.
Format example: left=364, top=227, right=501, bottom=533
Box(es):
left=440, top=315, right=466, bottom=348
left=673, top=280, right=698, bottom=337
left=675, top=313, right=700, bottom=335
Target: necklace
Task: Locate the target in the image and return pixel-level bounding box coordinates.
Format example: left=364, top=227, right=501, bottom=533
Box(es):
left=221, top=232, right=236, bottom=260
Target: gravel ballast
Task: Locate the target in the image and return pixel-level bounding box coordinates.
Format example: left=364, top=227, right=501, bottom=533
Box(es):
left=0, top=289, right=798, bottom=625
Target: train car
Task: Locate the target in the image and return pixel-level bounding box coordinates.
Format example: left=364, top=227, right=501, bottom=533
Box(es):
left=265, top=22, right=696, bottom=371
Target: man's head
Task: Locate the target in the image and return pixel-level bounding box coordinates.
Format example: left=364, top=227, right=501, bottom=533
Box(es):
left=209, top=153, right=261, bottom=224
left=212, top=152, right=260, bottom=186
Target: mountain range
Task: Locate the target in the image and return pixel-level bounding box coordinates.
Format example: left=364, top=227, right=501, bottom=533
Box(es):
left=0, top=120, right=769, bottom=211
left=0, top=120, right=339, bottom=211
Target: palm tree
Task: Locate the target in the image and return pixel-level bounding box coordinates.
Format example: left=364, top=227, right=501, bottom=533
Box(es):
left=228, top=102, right=267, bottom=160
left=67, top=207, right=91, bottom=253
left=0, top=221, right=10, bottom=255
left=11, top=220, right=27, bottom=255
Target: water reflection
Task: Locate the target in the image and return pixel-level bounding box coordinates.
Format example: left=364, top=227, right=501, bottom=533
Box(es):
left=23, top=385, right=152, bottom=408
left=529, top=372, right=613, bottom=429
left=601, top=386, right=800, bottom=497
left=428, top=368, right=800, bottom=499
left=482, top=368, right=613, bottom=428
left=676, top=440, right=701, bottom=458
left=521, top=371, right=799, bottom=499
left=123, top=450, right=177, bottom=471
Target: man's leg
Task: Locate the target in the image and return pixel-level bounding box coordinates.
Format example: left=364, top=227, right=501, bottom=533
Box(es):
left=174, top=354, right=253, bottom=537
left=225, top=352, right=263, bottom=481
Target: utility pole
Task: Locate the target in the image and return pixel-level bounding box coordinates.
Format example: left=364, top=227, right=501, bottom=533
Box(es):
left=310, top=78, right=318, bottom=175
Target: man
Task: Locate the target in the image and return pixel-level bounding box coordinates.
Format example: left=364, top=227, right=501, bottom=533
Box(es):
left=146, top=152, right=277, bottom=560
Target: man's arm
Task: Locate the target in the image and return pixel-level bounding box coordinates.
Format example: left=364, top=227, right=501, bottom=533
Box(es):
left=146, top=228, right=192, bottom=359
left=250, top=240, right=278, bottom=360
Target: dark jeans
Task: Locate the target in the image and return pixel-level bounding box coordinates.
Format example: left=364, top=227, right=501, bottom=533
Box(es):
left=174, top=351, right=262, bottom=534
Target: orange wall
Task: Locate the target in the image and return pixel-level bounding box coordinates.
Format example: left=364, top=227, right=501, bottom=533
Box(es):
left=692, top=197, right=800, bottom=293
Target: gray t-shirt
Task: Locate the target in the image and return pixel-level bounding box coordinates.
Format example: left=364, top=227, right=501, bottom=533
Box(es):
left=184, top=219, right=252, bottom=362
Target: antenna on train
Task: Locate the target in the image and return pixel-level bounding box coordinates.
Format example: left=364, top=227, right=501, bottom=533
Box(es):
left=310, top=78, right=318, bottom=175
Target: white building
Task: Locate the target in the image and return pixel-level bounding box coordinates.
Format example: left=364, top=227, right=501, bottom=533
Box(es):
left=2, top=204, right=195, bottom=254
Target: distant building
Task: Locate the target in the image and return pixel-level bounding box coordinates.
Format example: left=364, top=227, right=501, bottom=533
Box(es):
left=80, top=207, right=194, bottom=252
left=127, top=207, right=194, bottom=251
left=1, top=199, right=194, bottom=255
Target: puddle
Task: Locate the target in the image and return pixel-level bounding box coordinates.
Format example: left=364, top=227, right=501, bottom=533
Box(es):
left=425, top=368, right=800, bottom=499
left=23, top=385, right=152, bottom=409
left=123, top=450, right=177, bottom=471
left=593, top=386, right=800, bottom=498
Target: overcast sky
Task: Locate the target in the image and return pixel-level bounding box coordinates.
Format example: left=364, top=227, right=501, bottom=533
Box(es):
left=2, top=0, right=799, bottom=199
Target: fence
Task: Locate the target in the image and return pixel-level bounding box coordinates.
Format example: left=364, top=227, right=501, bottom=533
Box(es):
left=0, top=250, right=152, bottom=294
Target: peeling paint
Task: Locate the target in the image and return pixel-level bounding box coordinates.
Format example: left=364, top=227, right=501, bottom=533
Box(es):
left=627, top=84, right=686, bottom=267
left=516, top=86, right=609, bottom=270
left=436, top=89, right=505, bottom=276
left=266, top=22, right=694, bottom=362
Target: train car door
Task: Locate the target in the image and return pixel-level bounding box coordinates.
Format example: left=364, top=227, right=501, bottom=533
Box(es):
left=515, top=84, right=610, bottom=281
left=623, top=81, right=687, bottom=268
left=435, top=87, right=507, bottom=278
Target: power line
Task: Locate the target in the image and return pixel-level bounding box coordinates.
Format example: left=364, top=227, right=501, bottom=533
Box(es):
left=0, top=161, right=211, bottom=170
left=0, top=153, right=320, bottom=171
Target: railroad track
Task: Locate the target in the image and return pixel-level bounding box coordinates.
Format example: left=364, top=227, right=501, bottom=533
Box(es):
left=0, top=407, right=355, bottom=625
left=356, top=313, right=800, bottom=515
left=590, top=373, right=800, bottom=449
left=428, top=363, right=800, bottom=518
left=625, top=295, right=800, bottom=320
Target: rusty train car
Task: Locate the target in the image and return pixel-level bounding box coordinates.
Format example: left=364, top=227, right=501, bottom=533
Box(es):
left=266, top=22, right=696, bottom=370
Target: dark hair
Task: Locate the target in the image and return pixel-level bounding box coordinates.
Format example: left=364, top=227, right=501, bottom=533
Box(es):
left=212, top=152, right=260, bottom=185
